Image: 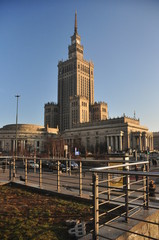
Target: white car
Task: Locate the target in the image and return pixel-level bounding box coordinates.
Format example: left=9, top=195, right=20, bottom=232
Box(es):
left=24, top=160, right=39, bottom=169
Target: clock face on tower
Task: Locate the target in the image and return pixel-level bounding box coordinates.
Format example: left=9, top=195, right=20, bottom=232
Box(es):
left=72, top=39, right=80, bottom=44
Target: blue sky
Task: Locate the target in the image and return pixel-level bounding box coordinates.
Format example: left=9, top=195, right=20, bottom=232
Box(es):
left=0, top=0, right=159, bottom=132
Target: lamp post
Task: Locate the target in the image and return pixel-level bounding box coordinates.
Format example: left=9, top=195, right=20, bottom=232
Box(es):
left=15, top=95, right=20, bottom=157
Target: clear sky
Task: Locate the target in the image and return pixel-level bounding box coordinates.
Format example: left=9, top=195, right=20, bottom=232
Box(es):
left=0, top=0, right=159, bottom=132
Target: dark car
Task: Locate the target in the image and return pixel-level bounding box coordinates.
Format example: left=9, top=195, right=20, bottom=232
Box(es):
left=42, top=160, right=50, bottom=169
left=60, top=163, right=70, bottom=173
left=0, top=158, right=12, bottom=165
left=49, top=161, right=61, bottom=170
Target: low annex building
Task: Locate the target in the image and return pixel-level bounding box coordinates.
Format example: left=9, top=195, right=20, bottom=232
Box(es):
left=62, top=116, right=153, bottom=154
left=0, top=124, right=58, bottom=155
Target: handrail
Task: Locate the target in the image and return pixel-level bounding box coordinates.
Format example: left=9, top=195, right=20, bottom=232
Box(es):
left=90, top=161, right=149, bottom=172
left=92, top=169, right=158, bottom=177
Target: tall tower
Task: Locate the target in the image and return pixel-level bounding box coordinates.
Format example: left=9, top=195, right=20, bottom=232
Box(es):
left=58, top=12, right=94, bottom=132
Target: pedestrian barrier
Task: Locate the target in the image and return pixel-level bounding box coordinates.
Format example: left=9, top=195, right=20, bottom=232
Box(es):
left=1, top=155, right=159, bottom=239
left=90, top=161, right=159, bottom=240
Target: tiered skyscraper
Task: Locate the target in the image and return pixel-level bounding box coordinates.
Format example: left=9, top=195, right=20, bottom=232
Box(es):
left=44, top=12, right=108, bottom=132
left=58, top=12, right=94, bottom=132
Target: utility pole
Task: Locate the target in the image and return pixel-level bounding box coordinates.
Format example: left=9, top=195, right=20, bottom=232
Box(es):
left=15, top=95, right=20, bottom=157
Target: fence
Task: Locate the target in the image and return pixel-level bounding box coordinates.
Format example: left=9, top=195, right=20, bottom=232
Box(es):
left=90, top=161, right=159, bottom=240
left=0, top=156, right=95, bottom=197
left=0, top=156, right=135, bottom=196
left=1, top=156, right=159, bottom=239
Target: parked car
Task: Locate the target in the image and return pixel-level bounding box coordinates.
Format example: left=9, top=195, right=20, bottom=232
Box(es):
left=42, top=160, right=50, bottom=169
left=49, top=161, right=60, bottom=170
left=29, top=160, right=39, bottom=169
left=60, top=163, right=70, bottom=173
left=0, top=158, right=13, bottom=165
left=71, top=161, right=78, bottom=170
left=24, top=160, right=39, bottom=169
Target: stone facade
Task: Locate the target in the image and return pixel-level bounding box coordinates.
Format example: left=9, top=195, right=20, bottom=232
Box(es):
left=44, top=102, right=59, bottom=128
left=0, top=124, right=58, bottom=155
left=90, top=101, right=108, bottom=122
left=62, top=117, right=153, bottom=153
left=153, top=132, right=159, bottom=150
left=70, top=96, right=89, bottom=128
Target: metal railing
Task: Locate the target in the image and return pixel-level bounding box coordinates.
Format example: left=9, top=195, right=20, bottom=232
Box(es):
left=0, top=156, right=95, bottom=197
left=90, top=161, right=159, bottom=240
left=1, top=156, right=159, bottom=239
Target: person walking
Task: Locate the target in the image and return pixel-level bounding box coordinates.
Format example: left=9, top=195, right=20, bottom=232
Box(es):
left=149, top=180, right=156, bottom=197
left=135, top=165, right=138, bottom=181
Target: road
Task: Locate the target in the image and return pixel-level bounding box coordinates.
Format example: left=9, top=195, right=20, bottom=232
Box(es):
left=0, top=163, right=159, bottom=200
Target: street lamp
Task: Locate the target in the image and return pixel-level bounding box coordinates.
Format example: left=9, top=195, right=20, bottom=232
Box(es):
left=15, top=95, right=20, bottom=157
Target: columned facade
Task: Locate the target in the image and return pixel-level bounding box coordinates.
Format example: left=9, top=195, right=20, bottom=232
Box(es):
left=106, top=132, right=123, bottom=152
left=0, top=124, right=58, bottom=155
left=62, top=117, right=153, bottom=154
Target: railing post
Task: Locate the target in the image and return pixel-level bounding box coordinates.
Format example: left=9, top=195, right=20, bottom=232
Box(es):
left=25, top=158, right=28, bottom=185
left=23, top=155, right=25, bottom=172
left=107, top=173, right=110, bottom=201
left=13, top=157, right=16, bottom=181
left=79, top=161, right=82, bottom=196
left=143, top=164, right=146, bottom=208
left=66, top=160, right=68, bottom=174
left=57, top=160, right=60, bottom=192
left=9, top=159, right=12, bottom=181
left=39, top=159, right=42, bottom=188
left=34, top=155, right=36, bottom=174
left=146, top=163, right=149, bottom=209
left=93, top=173, right=99, bottom=240
left=124, top=173, right=129, bottom=222
left=69, top=159, right=71, bottom=176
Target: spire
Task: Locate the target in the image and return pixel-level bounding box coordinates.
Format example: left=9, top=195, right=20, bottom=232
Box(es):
left=74, top=11, right=78, bottom=34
